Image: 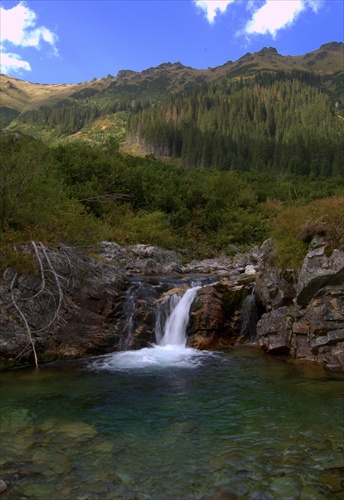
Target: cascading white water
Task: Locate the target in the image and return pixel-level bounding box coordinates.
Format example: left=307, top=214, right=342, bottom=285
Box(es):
left=158, top=286, right=201, bottom=347
left=89, top=285, right=208, bottom=370
left=118, top=290, right=136, bottom=351
left=239, top=287, right=258, bottom=342
left=155, top=293, right=181, bottom=345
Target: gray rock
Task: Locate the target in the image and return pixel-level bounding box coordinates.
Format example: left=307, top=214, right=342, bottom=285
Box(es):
left=0, top=244, right=128, bottom=365
left=297, top=235, right=344, bottom=306
left=255, top=239, right=297, bottom=311
left=182, top=254, right=233, bottom=275
left=97, top=242, right=182, bottom=275
left=257, top=307, right=296, bottom=355
left=255, top=236, right=344, bottom=368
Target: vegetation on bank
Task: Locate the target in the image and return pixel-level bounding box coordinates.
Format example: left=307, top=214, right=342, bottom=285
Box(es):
left=1, top=133, right=343, bottom=272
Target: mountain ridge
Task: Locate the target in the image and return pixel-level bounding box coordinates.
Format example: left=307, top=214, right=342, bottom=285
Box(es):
left=1, top=42, right=342, bottom=110
left=1, top=41, right=343, bottom=139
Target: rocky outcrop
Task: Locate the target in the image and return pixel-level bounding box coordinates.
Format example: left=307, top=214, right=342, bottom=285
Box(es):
left=181, top=255, right=234, bottom=276
left=0, top=241, right=258, bottom=366
left=97, top=242, right=182, bottom=275
left=1, top=236, right=343, bottom=371
left=0, top=245, right=129, bottom=365
left=296, top=235, right=344, bottom=306
left=0, top=241, right=191, bottom=365
left=254, top=239, right=297, bottom=310
left=256, top=237, right=344, bottom=370
left=187, top=278, right=255, bottom=350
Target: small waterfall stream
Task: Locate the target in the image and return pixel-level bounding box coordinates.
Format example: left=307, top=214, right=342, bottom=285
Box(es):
left=118, top=282, right=141, bottom=351
left=93, top=283, right=207, bottom=370
left=158, top=286, right=201, bottom=347
left=117, top=276, right=214, bottom=352
left=239, top=287, right=258, bottom=342
left=155, top=293, right=181, bottom=345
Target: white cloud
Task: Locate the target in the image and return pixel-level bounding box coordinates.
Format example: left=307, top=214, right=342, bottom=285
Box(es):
left=194, top=1, right=235, bottom=24
left=243, top=0, right=323, bottom=38
left=0, top=1, right=58, bottom=74
left=1, top=51, right=31, bottom=73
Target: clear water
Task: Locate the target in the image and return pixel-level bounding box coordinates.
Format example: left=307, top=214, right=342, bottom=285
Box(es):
left=0, top=347, right=343, bottom=499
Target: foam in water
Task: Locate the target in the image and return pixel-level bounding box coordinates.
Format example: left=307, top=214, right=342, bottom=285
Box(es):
left=88, top=345, right=213, bottom=371
left=88, top=286, right=205, bottom=371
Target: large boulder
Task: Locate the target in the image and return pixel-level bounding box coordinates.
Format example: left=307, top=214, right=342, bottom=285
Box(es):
left=255, top=239, right=297, bottom=311
left=293, top=285, right=344, bottom=369
left=296, top=235, right=344, bottom=305
left=256, top=237, right=344, bottom=370
left=182, top=255, right=234, bottom=275
left=0, top=245, right=128, bottom=365
left=257, top=306, right=301, bottom=355
left=187, top=278, right=254, bottom=349
left=97, top=242, right=182, bottom=275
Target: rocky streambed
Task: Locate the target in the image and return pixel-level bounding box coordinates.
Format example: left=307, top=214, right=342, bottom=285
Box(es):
left=0, top=236, right=343, bottom=371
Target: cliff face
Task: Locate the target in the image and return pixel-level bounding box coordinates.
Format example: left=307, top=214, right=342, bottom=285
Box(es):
left=255, top=237, right=344, bottom=370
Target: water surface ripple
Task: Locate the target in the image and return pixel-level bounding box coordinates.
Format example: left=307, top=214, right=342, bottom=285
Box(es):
left=1, top=347, right=343, bottom=499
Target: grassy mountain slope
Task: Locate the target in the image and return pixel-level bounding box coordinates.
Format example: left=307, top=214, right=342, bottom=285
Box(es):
left=1, top=42, right=343, bottom=138
left=0, top=74, right=115, bottom=112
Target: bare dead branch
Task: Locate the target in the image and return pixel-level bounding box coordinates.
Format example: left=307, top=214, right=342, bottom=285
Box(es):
left=10, top=273, right=39, bottom=369
left=21, top=241, right=46, bottom=301
left=35, top=242, right=63, bottom=333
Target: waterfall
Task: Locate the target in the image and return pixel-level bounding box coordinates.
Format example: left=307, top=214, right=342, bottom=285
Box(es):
left=158, top=286, right=200, bottom=347
left=90, top=284, right=215, bottom=371
left=118, top=285, right=138, bottom=351
left=239, top=288, right=258, bottom=342
left=155, top=293, right=181, bottom=345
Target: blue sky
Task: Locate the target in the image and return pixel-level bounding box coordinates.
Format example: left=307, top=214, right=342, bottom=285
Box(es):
left=1, top=0, right=343, bottom=84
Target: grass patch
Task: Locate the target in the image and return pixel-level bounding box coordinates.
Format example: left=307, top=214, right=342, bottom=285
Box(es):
left=273, top=195, right=344, bottom=270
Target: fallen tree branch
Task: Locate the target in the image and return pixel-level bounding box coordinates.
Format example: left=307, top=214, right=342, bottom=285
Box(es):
left=21, top=240, right=46, bottom=301
left=10, top=273, right=39, bottom=369
left=36, top=242, right=63, bottom=333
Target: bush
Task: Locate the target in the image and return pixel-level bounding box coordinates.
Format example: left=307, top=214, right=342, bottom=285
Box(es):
left=109, top=208, right=178, bottom=249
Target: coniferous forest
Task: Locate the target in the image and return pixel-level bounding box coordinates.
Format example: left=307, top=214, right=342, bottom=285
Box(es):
left=127, top=70, right=343, bottom=177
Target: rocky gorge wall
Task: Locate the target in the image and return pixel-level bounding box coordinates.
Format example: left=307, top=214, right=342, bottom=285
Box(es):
left=0, top=237, right=343, bottom=371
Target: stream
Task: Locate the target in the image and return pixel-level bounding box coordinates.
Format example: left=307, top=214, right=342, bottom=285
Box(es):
left=1, top=349, right=343, bottom=499
left=0, top=285, right=343, bottom=499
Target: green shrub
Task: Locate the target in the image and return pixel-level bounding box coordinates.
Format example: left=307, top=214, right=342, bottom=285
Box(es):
left=109, top=209, right=178, bottom=249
